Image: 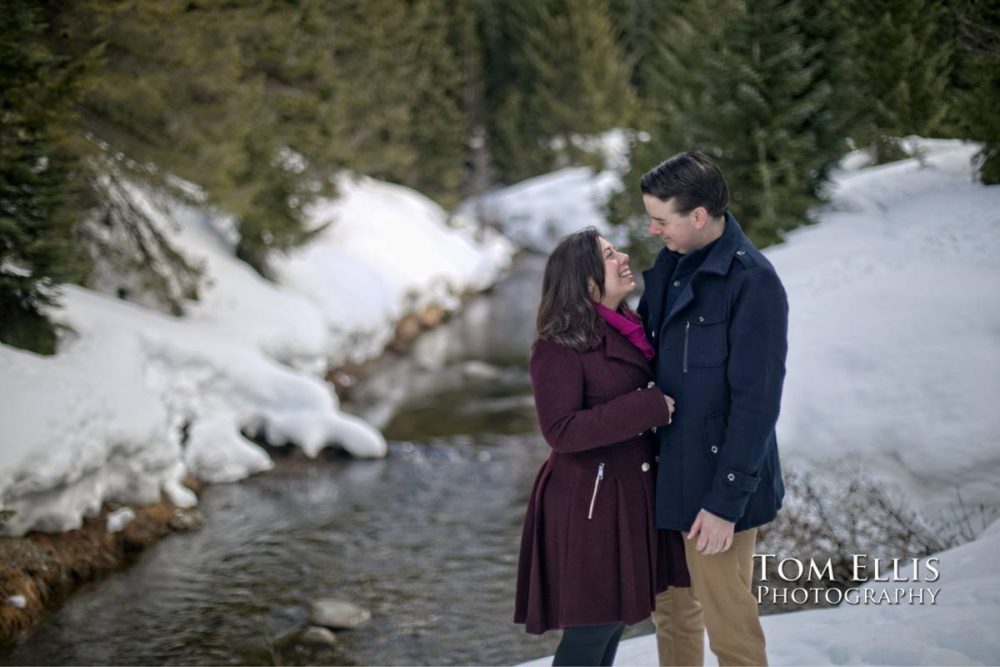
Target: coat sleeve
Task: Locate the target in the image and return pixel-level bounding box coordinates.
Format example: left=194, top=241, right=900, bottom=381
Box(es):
left=701, top=266, right=788, bottom=523
left=529, top=339, right=672, bottom=454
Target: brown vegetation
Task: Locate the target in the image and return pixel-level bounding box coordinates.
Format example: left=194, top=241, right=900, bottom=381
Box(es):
left=0, top=479, right=204, bottom=646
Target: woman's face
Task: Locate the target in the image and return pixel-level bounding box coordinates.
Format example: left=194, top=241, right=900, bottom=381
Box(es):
left=596, top=236, right=635, bottom=306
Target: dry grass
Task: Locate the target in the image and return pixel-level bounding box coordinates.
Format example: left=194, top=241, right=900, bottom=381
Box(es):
left=0, top=478, right=203, bottom=645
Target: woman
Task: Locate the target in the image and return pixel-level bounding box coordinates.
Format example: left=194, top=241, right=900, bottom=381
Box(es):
left=514, top=228, right=690, bottom=666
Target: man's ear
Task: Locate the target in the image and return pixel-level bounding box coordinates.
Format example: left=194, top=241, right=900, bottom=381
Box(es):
left=692, top=206, right=710, bottom=229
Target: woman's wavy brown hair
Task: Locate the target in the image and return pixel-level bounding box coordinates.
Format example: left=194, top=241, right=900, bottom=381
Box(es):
left=536, top=227, right=607, bottom=351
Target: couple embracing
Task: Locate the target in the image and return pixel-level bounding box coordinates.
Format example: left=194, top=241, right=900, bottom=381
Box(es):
left=514, top=152, right=789, bottom=666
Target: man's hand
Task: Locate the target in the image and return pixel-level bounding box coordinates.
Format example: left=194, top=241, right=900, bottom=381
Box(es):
left=687, top=508, right=735, bottom=554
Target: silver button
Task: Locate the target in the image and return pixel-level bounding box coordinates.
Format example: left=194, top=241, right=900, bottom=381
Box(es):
left=698, top=316, right=705, bottom=323
left=651, top=426, right=657, bottom=434
left=641, top=462, right=651, bottom=472
left=651, top=330, right=656, bottom=338
left=736, top=249, right=746, bottom=256
left=647, top=381, right=656, bottom=389
left=727, top=472, right=736, bottom=481
left=673, top=280, right=681, bottom=287
left=710, top=445, right=718, bottom=454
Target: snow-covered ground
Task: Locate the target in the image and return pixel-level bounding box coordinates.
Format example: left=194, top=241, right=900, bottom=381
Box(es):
left=771, top=139, right=1000, bottom=517
left=493, top=138, right=1000, bottom=666
left=0, top=174, right=514, bottom=537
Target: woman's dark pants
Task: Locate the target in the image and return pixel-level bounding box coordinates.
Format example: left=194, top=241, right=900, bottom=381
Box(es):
left=552, top=622, right=626, bottom=666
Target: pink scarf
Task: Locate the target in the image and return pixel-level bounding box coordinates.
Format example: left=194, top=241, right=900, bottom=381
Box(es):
left=594, top=302, right=655, bottom=361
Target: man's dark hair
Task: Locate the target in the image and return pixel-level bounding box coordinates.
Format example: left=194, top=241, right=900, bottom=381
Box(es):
left=639, top=151, right=730, bottom=218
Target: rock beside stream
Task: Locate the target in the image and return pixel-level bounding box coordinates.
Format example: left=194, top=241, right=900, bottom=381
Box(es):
left=308, top=599, right=371, bottom=629
left=300, top=625, right=338, bottom=646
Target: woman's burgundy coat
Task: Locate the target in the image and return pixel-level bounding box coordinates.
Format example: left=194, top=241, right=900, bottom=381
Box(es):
left=514, top=326, right=690, bottom=635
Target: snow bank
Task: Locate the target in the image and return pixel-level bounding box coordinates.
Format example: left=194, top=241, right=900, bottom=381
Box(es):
left=769, top=139, right=1000, bottom=515
left=274, top=174, right=515, bottom=364
left=0, top=174, right=514, bottom=537
left=460, top=167, right=623, bottom=253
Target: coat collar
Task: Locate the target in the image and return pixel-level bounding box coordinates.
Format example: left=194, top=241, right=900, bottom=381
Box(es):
left=601, top=323, right=654, bottom=376
left=696, top=210, right=743, bottom=276
left=641, top=211, right=747, bottom=329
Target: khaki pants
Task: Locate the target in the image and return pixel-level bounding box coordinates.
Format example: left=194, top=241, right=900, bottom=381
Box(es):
left=652, top=528, right=767, bottom=666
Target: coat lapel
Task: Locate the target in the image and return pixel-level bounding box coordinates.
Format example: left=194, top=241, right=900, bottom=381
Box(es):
left=641, top=255, right=674, bottom=336
left=602, top=326, right=653, bottom=376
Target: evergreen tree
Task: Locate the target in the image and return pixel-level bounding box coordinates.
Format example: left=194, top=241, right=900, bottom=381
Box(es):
left=481, top=0, right=635, bottom=182
left=701, top=0, right=855, bottom=244
left=844, top=0, right=952, bottom=163
left=325, top=0, right=422, bottom=184
left=948, top=0, right=1000, bottom=183
left=404, top=0, right=468, bottom=207
left=0, top=1, right=91, bottom=354
left=612, top=0, right=855, bottom=250
left=447, top=0, right=492, bottom=198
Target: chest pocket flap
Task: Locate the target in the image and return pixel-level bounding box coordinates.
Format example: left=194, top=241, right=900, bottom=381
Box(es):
left=687, top=312, right=728, bottom=367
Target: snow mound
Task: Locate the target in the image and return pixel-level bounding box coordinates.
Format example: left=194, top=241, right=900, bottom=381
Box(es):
left=770, top=139, right=1000, bottom=514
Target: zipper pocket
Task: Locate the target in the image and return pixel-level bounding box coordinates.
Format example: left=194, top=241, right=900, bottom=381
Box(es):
left=587, top=463, right=605, bottom=520
left=682, top=321, right=691, bottom=374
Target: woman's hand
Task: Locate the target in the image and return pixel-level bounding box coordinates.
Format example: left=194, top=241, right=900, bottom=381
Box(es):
left=664, top=395, right=676, bottom=424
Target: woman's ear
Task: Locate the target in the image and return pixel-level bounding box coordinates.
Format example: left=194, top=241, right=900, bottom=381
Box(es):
left=587, top=277, right=601, bottom=301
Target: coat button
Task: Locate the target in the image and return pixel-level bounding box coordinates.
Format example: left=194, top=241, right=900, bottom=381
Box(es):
left=710, top=445, right=718, bottom=454
left=736, top=249, right=746, bottom=256
left=641, top=462, right=651, bottom=472
left=655, top=455, right=660, bottom=463
left=727, top=472, right=736, bottom=481
left=698, top=316, right=705, bottom=323
left=651, top=426, right=657, bottom=434
left=647, top=381, right=656, bottom=389
left=651, top=330, right=656, bottom=338
left=673, top=280, right=681, bottom=287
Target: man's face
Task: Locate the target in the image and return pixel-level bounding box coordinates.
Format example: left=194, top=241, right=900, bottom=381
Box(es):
left=643, top=194, right=701, bottom=254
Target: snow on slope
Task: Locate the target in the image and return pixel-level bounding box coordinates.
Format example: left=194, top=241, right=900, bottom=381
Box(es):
left=768, top=139, right=1000, bottom=515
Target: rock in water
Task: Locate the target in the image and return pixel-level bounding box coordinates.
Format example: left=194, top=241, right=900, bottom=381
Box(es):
left=309, top=599, right=371, bottom=629
left=300, top=626, right=338, bottom=646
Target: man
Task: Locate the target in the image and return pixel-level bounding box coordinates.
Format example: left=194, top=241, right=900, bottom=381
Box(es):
left=637, top=152, right=788, bottom=666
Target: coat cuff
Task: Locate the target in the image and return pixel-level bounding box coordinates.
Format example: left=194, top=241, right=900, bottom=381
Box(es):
left=702, top=467, right=760, bottom=523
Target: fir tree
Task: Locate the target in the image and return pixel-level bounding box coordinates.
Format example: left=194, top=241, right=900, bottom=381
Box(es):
left=844, top=0, right=953, bottom=163
left=0, top=1, right=91, bottom=354
left=481, top=0, right=635, bottom=182
left=948, top=0, right=1000, bottom=183
left=405, top=0, right=468, bottom=207
left=702, top=0, right=855, bottom=244
left=612, top=0, right=855, bottom=250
